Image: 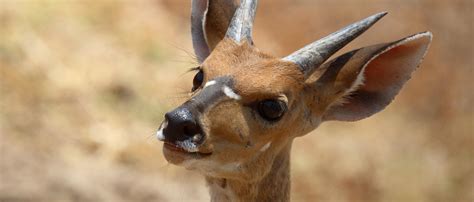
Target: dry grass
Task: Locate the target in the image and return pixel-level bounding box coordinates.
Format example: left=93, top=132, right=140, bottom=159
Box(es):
left=0, top=0, right=472, bottom=201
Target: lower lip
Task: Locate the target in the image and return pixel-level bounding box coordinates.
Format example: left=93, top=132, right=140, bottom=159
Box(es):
left=163, top=142, right=212, bottom=157
left=164, top=142, right=188, bottom=153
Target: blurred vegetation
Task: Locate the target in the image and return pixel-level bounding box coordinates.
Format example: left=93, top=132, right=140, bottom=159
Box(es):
left=0, top=0, right=472, bottom=201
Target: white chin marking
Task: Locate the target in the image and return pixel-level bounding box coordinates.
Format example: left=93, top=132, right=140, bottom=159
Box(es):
left=176, top=138, right=200, bottom=152
left=260, top=142, right=271, bottom=152
left=220, top=162, right=241, bottom=172
left=204, top=80, right=217, bottom=88
left=222, top=85, right=241, bottom=100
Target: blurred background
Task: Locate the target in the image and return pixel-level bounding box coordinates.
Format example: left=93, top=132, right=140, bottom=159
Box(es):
left=0, top=0, right=472, bottom=201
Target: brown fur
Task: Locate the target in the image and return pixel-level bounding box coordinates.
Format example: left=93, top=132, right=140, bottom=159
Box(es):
left=163, top=39, right=314, bottom=201
left=163, top=4, right=431, bottom=199
left=205, top=143, right=292, bottom=202
left=205, top=0, right=238, bottom=50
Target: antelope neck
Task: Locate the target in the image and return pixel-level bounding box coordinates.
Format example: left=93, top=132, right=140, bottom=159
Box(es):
left=205, top=143, right=292, bottom=202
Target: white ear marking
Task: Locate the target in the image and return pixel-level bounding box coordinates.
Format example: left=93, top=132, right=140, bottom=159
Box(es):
left=204, top=80, right=217, bottom=88
left=348, top=70, right=366, bottom=94
left=260, top=142, right=271, bottom=152
left=328, top=65, right=366, bottom=108
left=223, top=85, right=241, bottom=100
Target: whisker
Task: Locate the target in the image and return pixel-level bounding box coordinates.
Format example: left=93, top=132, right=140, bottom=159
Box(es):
left=162, top=93, right=192, bottom=100
left=167, top=42, right=199, bottom=64
left=168, top=59, right=198, bottom=65
left=158, top=162, right=170, bottom=170
left=147, top=132, right=156, bottom=140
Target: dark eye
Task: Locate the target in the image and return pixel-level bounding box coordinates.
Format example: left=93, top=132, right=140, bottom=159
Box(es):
left=192, top=70, right=204, bottom=91
left=257, top=100, right=287, bottom=121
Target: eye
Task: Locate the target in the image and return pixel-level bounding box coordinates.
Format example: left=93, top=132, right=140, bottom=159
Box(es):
left=257, top=99, right=287, bottom=121
left=192, top=69, right=204, bottom=91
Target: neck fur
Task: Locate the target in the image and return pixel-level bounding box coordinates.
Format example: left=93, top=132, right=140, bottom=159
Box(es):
left=205, top=143, right=292, bottom=202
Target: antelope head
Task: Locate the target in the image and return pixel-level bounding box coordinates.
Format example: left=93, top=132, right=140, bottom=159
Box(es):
left=156, top=0, right=431, bottom=182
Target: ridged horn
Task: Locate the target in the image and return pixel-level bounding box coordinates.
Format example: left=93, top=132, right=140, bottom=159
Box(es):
left=283, top=12, right=388, bottom=77
left=225, top=0, right=258, bottom=43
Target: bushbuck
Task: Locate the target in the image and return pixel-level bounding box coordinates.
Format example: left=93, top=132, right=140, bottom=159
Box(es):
left=156, top=0, right=432, bottom=201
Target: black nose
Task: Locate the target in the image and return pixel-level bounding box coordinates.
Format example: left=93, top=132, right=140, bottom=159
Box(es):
left=163, top=107, right=203, bottom=143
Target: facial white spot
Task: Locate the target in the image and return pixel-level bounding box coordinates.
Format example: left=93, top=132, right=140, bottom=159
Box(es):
left=156, top=129, right=165, bottom=141
left=260, top=142, right=271, bottom=152
left=224, top=188, right=237, bottom=201
left=204, top=80, right=217, bottom=88
left=178, top=159, right=240, bottom=175
left=222, top=85, right=241, bottom=100
left=208, top=180, right=237, bottom=201
left=177, top=159, right=201, bottom=172
left=220, top=162, right=241, bottom=172
left=156, top=120, right=168, bottom=141
left=192, top=134, right=202, bottom=142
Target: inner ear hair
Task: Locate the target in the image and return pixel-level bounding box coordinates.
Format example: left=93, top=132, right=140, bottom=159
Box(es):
left=320, top=46, right=386, bottom=108
left=311, top=32, right=432, bottom=122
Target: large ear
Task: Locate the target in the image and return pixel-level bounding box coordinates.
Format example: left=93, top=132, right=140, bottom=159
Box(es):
left=314, top=32, right=432, bottom=121
left=191, top=0, right=238, bottom=63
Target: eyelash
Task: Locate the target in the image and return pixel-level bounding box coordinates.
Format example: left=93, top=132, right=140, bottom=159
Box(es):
left=188, top=66, right=200, bottom=72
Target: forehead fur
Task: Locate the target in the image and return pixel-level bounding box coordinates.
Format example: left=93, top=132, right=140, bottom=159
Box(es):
left=202, top=39, right=304, bottom=101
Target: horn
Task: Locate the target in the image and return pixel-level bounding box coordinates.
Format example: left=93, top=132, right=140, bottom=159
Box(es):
left=225, top=0, right=258, bottom=43
left=283, top=12, right=387, bottom=77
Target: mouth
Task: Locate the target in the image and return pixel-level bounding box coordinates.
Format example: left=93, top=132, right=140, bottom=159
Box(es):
left=163, top=142, right=212, bottom=158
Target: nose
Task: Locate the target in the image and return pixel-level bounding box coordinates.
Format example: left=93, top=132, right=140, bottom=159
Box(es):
left=162, top=107, right=203, bottom=143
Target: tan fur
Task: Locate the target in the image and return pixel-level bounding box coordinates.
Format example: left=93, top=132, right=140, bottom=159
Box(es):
left=205, top=0, right=238, bottom=50
left=162, top=26, right=431, bottom=200
left=206, top=143, right=292, bottom=202
left=164, top=39, right=313, bottom=201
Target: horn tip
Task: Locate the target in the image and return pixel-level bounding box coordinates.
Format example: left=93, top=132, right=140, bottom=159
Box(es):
left=378, top=11, right=389, bottom=16
left=371, top=11, right=388, bottom=22
left=358, top=11, right=387, bottom=28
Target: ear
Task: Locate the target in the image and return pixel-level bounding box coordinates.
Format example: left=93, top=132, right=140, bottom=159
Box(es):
left=315, top=32, right=432, bottom=121
left=191, top=0, right=238, bottom=63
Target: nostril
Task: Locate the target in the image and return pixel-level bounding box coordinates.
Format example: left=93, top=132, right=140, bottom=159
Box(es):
left=163, top=107, right=203, bottom=143
left=183, top=124, right=192, bottom=136
left=182, top=121, right=201, bottom=137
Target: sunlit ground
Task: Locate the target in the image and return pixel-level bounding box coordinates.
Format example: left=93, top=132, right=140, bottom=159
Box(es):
left=1, top=0, right=472, bottom=201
